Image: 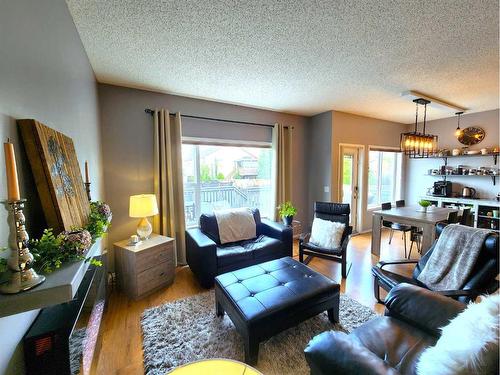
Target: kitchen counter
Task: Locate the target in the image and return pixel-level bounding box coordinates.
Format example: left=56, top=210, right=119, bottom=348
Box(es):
left=420, top=195, right=499, bottom=232
left=421, top=195, right=500, bottom=207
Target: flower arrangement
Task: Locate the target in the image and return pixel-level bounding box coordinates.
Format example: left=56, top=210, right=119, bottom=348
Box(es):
left=87, top=201, right=112, bottom=241
left=2, top=201, right=112, bottom=274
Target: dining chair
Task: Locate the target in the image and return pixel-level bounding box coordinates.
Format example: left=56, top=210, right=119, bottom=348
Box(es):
left=446, top=211, right=459, bottom=224
left=382, top=202, right=412, bottom=258
left=460, top=207, right=471, bottom=226
left=395, top=200, right=405, bottom=207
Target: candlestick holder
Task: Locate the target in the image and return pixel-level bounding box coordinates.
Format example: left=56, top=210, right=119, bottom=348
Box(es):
left=84, top=182, right=91, bottom=202
left=0, top=199, right=45, bottom=294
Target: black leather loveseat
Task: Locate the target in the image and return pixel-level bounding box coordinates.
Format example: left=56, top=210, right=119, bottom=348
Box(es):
left=186, top=209, right=292, bottom=288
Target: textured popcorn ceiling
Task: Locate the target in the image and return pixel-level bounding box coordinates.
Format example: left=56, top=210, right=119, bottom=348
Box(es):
left=66, top=0, right=499, bottom=122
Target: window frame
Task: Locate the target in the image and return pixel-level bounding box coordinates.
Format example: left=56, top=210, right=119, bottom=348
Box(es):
left=181, top=137, right=274, bottom=228
left=367, top=146, right=403, bottom=209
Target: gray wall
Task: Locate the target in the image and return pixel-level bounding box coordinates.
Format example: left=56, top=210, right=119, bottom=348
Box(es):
left=405, top=109, right=500, bottom=203
left=306, top=111, right=333, bottom=221
left=0, top=1, right=102, bottom=373
left=305, top=110, right=406, bottom=231
left=98, top=84, right=309, bottom=263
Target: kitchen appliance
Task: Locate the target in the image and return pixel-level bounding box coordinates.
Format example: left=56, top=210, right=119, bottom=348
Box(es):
left=432, top=180, right=452, bottom=197
left=462, top=187, right=477, bottom=198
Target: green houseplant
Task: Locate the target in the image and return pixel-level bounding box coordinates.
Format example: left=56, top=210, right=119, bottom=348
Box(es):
left=278, top=201, right=297, bottom=226
left=418, top=199, right=432, bottom=213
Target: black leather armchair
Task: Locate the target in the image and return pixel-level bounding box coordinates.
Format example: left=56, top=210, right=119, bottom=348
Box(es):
left=186, top=209, right=292, bottom=288
left=372, top=223, right=499, bottom=304
left=299, top=202, right=352, bottom=278
left=304, top=283, right=467, bottom=375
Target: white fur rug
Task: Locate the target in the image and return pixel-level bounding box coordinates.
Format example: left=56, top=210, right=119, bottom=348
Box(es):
left=141, top=291, right=377, bottom=375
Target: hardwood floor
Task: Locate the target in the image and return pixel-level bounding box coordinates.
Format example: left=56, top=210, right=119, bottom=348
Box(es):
left=95, top=229, right=417, bottom=374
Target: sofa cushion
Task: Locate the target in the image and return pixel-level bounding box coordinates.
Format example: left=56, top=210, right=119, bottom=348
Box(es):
left=352, top=316, right=436, bottom=375
left=250, top=235, right=283, bottom=261
left=310, top=217, right=345, bottom=249
left=200, top=209, right=261, bottom=244
left=216, top=243, right=253, bottom=268
left=216, top=235, right=281, bottom=268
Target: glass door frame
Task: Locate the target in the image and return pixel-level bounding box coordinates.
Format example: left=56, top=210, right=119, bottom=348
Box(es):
left=338, top=144, right=364, bottom=233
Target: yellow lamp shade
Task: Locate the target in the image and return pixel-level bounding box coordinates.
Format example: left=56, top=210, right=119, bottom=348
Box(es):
left=129, top=194, right=159, bottom=218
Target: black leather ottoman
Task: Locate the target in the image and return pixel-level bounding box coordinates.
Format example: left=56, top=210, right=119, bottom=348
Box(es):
left=215, top=256, right=340, bottom=365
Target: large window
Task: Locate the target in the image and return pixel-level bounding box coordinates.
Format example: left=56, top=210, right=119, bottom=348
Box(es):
left=182, top=143, right=273, bottom=227
left=368, top=149, right=403, bottom=208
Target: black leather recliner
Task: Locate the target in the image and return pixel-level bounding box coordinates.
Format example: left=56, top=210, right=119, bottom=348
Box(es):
left=304, top=283, right=471, bottom=375
left=372, top=223, right=499, bottom=304
left=186, top=209, right=292, bottom=288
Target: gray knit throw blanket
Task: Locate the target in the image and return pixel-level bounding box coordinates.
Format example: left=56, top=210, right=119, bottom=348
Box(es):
left=417, top=224, right=491, bottom=290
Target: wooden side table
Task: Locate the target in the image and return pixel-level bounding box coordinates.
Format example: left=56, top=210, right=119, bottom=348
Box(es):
left=114, top=234, right=175, bottom=299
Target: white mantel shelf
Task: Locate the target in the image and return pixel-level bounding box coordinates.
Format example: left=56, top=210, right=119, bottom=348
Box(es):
left=0, top=239, right=101, bottom=318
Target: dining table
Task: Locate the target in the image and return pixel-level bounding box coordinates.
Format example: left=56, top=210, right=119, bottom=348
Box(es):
left=371, top=206, right=458, bottom=256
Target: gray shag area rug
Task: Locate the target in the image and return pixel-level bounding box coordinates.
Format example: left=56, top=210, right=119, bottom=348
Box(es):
left=141, top=291, right=377, bottom=375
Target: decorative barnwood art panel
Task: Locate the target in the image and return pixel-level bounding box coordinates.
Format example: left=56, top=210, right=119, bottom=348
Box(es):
left=18, top=119, right=90, bottom=233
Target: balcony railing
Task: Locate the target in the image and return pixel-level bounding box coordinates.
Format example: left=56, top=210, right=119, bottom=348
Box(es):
left=184, top=182, right=272, bottom=225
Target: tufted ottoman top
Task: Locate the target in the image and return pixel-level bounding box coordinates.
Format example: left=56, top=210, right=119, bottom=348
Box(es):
left=215, top=257, right=339, bottom=322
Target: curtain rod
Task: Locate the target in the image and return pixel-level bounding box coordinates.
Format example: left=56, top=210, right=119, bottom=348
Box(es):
left=144, top=108, right=283, bottom=129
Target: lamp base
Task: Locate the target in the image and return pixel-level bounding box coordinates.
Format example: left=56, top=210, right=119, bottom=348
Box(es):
left=0, top=268, right=46, bottom=294
left=137, top=217, right=152, bottom=240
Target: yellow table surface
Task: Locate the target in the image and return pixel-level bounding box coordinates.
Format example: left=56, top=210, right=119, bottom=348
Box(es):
left=168, top=359, right=262, bottom=375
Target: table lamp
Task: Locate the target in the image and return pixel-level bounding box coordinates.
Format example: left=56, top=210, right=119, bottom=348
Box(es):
left=129, top=194, right=159, bottom=239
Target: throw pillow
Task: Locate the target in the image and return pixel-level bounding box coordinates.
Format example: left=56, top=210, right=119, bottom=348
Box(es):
left=416, top=294, right=500, bottom=375
left=309, top=217, right=345, bottom=249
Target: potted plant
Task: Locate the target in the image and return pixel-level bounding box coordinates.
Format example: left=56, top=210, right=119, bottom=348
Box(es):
left=278, top=201, right=297, bottom=226
left=418, top=199, right=432, bottom=213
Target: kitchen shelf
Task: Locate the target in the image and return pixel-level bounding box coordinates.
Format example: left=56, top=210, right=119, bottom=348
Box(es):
left=478, top=215, right=499, bottom=220
left=425, top=174, right=498, bottom=185
left=428, top=152, right=499, bottom=165
left=0, top=239, right=101, bottom=318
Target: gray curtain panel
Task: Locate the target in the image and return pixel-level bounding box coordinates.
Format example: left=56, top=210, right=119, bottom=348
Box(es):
left=153, top=109, right=186, bottom=265
left=273, top=123, right=293, bottom=221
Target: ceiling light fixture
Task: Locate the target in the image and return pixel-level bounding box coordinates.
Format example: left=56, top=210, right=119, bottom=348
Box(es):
left=454, top=111, right=464, bottom=137
left=400, top=98, right=438, bottom=158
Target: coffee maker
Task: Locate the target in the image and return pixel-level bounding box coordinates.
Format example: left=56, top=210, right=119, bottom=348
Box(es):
left=432, top=180, right=452, bottom=197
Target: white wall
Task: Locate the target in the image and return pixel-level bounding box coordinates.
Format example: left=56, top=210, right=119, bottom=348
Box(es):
left=0, top=1, right=102, bottom=373
left=405, top=109, right=500, bottom=204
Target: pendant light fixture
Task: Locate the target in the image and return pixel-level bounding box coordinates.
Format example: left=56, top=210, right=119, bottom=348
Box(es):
left=454, top=111, right=463, bottom=137
left=400, top=98, right=438, bottom=158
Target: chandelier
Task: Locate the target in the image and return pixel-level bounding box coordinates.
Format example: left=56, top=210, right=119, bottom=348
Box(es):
left=400, top=98, right=438, bottom=158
